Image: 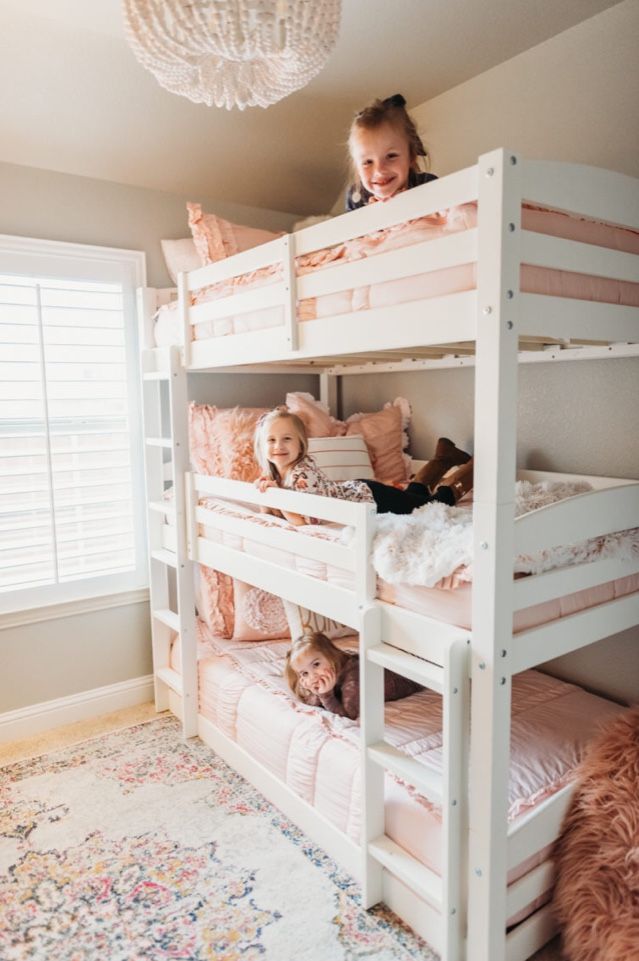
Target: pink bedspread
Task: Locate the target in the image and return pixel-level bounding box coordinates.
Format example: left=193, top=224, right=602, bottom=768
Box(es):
left=169, top=622, right=624, bottom=925
left=154, top=203, right=639, bottom=346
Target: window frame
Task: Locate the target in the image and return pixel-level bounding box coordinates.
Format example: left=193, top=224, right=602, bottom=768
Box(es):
left=0, top=233, right=148, bottom=616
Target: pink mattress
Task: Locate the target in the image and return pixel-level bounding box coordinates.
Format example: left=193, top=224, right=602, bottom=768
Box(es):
left=169, top=622, right=625, bottom=925
left=192, top=496, right=639, bottom=634
left=154, top=203, right=639, bottom=346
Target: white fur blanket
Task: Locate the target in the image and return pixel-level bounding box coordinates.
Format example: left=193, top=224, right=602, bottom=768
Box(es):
left=372, top=480, right=639, bottom=588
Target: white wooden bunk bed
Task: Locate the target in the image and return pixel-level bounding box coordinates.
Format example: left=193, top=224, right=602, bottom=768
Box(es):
left=137, top=149, right=639, bottom=961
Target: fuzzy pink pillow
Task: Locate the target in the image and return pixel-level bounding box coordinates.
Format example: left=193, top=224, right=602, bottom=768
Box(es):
left=345, top=398, right=411, bottom=484
left=194, top=563, right=234, bottom=638
left=188, top=403, right=267, bottom=481
left=187, top=202, right=280, bottom=266
left=285, top=392, right=345, bottom=437
left=232, top=581, right=290, bottom=641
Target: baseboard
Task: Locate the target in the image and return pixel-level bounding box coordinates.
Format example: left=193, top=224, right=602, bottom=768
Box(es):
left=0, top=675, right=154, bottom=745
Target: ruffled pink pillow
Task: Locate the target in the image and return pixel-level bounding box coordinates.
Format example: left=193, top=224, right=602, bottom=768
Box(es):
left=188, top=403, right=267, bottom=481
left=345, top=398, right=411, bottom=484
left=285, top=392, right=345, bottom=437
left=187, top=202, right=280, bottom=266
left=195, top=564, right=234, bottom=638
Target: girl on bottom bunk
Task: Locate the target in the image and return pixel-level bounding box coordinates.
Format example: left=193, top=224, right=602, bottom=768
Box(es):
left=285, top=631, right=422, bottom=720
left=346, top=93, right=437, bottom=211
left=253, top=406, right=473, bottom=527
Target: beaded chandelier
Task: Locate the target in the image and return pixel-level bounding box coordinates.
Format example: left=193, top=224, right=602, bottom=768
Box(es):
left=122, top=0, right=342, bottom=110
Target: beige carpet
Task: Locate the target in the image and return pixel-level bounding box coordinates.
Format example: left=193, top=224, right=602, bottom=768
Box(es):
left=0, top=703, right=564, bottom=960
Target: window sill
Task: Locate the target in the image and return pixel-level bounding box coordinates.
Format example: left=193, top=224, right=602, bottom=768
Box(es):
left=0, top=588, right=150, bottom=631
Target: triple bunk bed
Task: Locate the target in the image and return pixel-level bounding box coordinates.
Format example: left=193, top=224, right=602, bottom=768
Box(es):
left=137, top=149, right=639, bottom=961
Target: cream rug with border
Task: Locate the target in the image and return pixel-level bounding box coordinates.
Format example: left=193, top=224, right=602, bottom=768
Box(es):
left=0, top=714, right=436, bottom=960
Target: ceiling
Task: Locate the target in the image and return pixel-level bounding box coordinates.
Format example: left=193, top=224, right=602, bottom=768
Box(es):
left=0, top=0, right=623, bottom=215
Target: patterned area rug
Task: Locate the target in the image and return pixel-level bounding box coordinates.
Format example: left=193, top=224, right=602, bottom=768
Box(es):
left=0, top=715, right=437, bottom=960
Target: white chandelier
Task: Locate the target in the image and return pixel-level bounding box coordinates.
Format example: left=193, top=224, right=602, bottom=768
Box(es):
left=122, top=0, right=342, bottom=110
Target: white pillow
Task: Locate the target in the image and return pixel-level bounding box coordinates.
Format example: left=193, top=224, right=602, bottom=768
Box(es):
left=307, top=435, right=374, bottom=481
left=160, top=238, right=202, bottom=284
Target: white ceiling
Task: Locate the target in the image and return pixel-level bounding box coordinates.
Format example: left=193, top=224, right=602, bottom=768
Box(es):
left=0, top=0, right=623, bottom=215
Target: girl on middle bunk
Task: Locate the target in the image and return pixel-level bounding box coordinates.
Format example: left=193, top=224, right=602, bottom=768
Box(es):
left=285, top=631, right=422, bottom=720
left=254, top=405, right=473, bottom=527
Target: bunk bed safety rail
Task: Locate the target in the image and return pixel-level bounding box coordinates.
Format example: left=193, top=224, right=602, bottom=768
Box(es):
left=521, top=159, right=639, bottom=231
left=513, top=481, right=639, bottom=556
left=186, top=472, right=378, bottom=627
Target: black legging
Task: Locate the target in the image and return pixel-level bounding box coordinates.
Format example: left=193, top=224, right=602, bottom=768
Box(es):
left=361, top=479, right=456, bottom=514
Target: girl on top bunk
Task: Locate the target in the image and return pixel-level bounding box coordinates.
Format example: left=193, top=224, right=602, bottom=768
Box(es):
left=345, top=93, right=437, bottom=211
left=253, top=406, right=473, bottom=527
left=285, top=631, right=422, bottom=720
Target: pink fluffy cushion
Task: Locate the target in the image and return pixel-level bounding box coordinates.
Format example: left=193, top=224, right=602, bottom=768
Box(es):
left=232, top=581, right=290, bottom=641
left=345, top=397, right=411, bottom=484
left=285, top=392, right=345, bottom=437
left=552, top=705, right=639, bottom=961
left=187, top=202, right=280, bottom=265
left=188, top=403, right=267, bottom=482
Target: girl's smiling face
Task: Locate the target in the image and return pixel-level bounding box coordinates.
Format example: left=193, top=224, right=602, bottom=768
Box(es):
left=291, top=647, right=336, bottom=695
left=266, top=416, right=303, bottom=477
left=351, top=122, right=412, bottom=202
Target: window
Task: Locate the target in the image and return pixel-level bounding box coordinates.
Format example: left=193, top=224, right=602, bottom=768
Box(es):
left=0, top=235, right=147, bottom=613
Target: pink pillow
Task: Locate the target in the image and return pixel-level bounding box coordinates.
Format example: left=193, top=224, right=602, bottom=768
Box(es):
left=345, top=398, right=411, bottom=484
left=285, top=392, right=345, bottom=437
left=188, top=403, right=267, bottom=481
left=232, top=581, right=290, bottom=641
left=187, top=202, right=280, bottom=266
left=195, top=563, right=234, bottom=638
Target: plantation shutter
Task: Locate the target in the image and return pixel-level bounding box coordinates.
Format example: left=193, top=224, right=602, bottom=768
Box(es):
left=0, top=239, right=147, bottom=611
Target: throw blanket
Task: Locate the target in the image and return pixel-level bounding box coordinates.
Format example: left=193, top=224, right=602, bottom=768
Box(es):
left=373, top=480, right=639, bottom=588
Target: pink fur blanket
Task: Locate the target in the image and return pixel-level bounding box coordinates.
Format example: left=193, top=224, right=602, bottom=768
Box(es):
left=552, top=705, right=639, bottom=961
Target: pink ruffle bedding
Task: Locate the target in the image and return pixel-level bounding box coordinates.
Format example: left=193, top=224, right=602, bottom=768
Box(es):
left=169, top=621, right=624, bottom=925
left=154, top=203, right=639, bottom=346
left=191, top=496, right=639, bottom=634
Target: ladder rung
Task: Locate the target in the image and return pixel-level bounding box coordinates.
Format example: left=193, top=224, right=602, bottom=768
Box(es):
left=156, top=666, right=183, bottom=695
left=368, top=740, right=443, bottom=805
left=151, top=549, right=177, bottom=568
left=368, top=835, right=442, bottom=910
left=143, top=371, right=170, bottom=381
left=146, top=437, right=172, bottom=449
left=153, top=608, right=180, bottom=631
left=367, top=643, right=444, bottom=693
left=149, top=500, right=175, bottom=517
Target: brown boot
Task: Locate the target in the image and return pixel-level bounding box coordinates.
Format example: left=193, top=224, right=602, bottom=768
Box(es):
left=413, top=437, right=471, bottom=492
left=435, top=458, right=474, bottom=505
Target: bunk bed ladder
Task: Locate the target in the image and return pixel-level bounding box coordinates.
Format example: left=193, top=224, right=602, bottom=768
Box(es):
left=140, top=329, right=198, bottom=738
left=362, top=636, right=469, bottom=960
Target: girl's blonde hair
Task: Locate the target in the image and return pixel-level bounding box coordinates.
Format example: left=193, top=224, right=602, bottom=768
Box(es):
left=347, top=92, right=428, bottom=185
left=253, top=405, right=308, bottom=482
left=284, top=631, right=349, bottom=703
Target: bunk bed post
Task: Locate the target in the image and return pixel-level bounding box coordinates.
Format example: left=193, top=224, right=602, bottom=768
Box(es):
left=319, top=372, right=339, bottom=418
left=468, top=148, right=522, bottom=961
left=441, top=636, right=470, bottom=961
left=178, top=270, right=192, bottom=369
left=282, top=234, right=299, bottom=351
left=167, top=345, right=198, bottom=738
left=357, top=503, right=384, bottom=907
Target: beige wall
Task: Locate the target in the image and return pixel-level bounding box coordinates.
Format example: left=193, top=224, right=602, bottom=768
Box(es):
left=0, top=161, right=301, bottom=289
left=413, top=0, right=639, bottom=179
left=342, top=0, right=639, bottom=704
